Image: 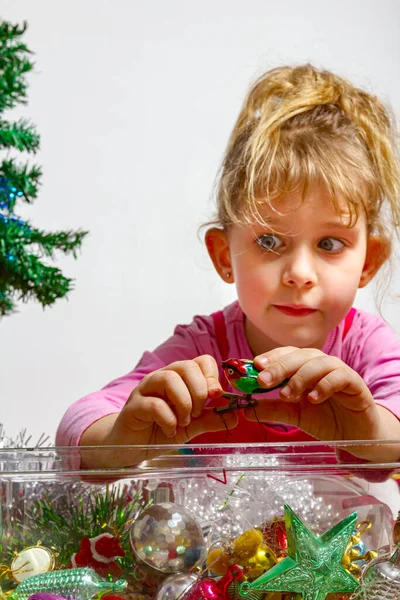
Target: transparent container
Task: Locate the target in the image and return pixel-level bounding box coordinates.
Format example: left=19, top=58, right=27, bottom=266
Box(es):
left=1, top=441, right=400, bottom=600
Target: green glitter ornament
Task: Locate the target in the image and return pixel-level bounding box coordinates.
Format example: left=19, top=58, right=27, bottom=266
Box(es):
left=12, top=567, right=127, bottom=600
left=239, top=504, right=359, bottom=600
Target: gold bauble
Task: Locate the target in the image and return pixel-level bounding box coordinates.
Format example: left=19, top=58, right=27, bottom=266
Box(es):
left=244, top=547, right=277, bottom=580
left=232, top=529, right=277, bottom=581
left=232, top=529, right=265, bottom=561
left=206, top=547, right=231, bottom=576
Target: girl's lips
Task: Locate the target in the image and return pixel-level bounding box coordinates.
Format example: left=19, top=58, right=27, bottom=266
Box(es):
left=274, top=305, right=317, bottom=316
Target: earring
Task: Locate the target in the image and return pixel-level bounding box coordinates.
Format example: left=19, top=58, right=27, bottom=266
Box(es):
left=225, top=272, right=231, bottom=279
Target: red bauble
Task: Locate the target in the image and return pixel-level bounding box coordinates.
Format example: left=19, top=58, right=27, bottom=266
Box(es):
left=262, top=517, right=288, bottom=556
left=181, top=565, right=243, bottom=600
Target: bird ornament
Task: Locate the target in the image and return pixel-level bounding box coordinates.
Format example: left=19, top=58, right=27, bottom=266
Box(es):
left=215, top=358, right=288, bottom=414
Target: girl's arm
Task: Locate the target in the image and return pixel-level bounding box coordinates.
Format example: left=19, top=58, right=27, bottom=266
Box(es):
left=55, top=313, right=227, bottom=467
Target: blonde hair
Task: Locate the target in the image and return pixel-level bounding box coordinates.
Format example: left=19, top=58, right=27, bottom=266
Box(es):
left=213, top=64, right=400, bottom=244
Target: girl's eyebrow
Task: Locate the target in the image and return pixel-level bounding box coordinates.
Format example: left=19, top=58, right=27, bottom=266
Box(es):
left=320, top=218, right=357, bottom=229
left=321, top=221, right=350, bottom=228
left=251, top=218, right=357, bottom=237
left=255, top=218, right=351, bottom=228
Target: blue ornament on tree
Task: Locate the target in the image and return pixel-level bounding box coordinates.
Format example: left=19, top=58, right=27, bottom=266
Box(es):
left=0, top=176, right=23, bottom=210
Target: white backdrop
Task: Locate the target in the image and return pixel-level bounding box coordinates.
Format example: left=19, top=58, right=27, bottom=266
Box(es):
left=0, top=0, right=399, bottom=442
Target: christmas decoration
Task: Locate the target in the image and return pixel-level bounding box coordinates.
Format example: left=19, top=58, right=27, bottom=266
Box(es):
left=180, top=565, right=243, bottom=600
left=206, top=529, right=276, bottom=580
left=130, top=503, right=205, bottom=574
left=231, top=529, right=276, bottom=580
left=215, top=358, right=289, bottom=414
left=262, top=517, right=288, bottom=557
left=206, top=547, right=232, bottom=576
left=393, top=511, right=400, bottom=545
left=13, top=568, right=127, bottom=600
left=27, top=594, right=67, bottom=600
left=26, top=484, right=143, bottom=571
left=350, top=543, right=400, bottom=599
left=341, top=522, right=378, bottom=579
left=0, top=424, right=51, bottom=448
left=154, top=572, right=198, bottom=600
left=222, top=359, right=287, bottom=395
left=10, top=546, right=55, bottom=582
left=69, top=534, right=125, bottom=578
left=0, top=478, right=145, bottom=596
left=0, top=20, right=87, bottom=317
left=228, top=579, right=282, bottom=600
left=239, top=505, right=359, bottom=600
left=1, top=444, right=397, bottom=600
left=176, top=456, right=357, bottom=544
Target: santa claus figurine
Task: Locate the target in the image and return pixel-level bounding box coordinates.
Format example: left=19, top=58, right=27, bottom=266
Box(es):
left=70, top=533, right=125, bottom=578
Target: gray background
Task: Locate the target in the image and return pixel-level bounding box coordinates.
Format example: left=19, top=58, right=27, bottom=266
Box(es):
left=0, top=0, right=399, bottom=441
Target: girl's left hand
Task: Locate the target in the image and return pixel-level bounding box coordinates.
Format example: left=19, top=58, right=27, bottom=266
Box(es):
left=247, top=347, right=383, bottom=443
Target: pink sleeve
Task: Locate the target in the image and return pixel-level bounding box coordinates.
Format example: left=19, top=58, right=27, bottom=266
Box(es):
left=344, top=312, right=400, bottom=420
left=55, top=315, right=219, bottom=447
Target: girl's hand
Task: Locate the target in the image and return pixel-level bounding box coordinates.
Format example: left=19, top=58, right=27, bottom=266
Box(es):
left=104, top=355, right=237, bottom=447
left=248, top=347, right=384, bottom=444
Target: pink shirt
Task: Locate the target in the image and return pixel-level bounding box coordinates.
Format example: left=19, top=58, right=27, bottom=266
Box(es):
left=56, top=302, right=400, bottom=447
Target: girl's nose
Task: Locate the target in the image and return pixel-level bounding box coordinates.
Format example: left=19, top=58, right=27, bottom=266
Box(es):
left=282, top=248, right=317, bottom=288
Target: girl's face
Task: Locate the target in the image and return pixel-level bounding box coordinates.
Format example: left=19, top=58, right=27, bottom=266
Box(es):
left=227, top=186, right=369, bottom=355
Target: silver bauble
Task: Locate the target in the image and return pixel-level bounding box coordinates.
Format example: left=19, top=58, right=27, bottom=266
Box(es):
left=154, top=573, right=197, bottom=600
left=355, top=543, right=400, bottom=599
left=130, top=502, right=205, bottom=573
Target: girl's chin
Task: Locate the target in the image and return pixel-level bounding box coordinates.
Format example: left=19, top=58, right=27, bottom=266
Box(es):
left=264, top=328, right=326, bottom=350
left=246, top=317, right=327, bottom=352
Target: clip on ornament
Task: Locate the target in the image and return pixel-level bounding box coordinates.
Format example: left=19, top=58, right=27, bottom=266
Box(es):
left=215, top=358, right=289, bottom=414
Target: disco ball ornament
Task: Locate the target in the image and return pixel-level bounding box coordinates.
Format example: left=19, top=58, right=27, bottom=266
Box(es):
left=154, top=572, right=198, bottom=600
left=130, top=502, right=205, bottom=573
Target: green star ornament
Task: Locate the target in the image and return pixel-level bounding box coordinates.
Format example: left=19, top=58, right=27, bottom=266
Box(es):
left=239, top=504, right=360, bottom=600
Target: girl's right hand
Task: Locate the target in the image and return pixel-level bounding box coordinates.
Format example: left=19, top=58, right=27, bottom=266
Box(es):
left=103, top=354, right=238, bottom=448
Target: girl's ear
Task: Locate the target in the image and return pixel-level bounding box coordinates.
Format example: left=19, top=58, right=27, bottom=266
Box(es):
left=205, top=227, right=234, bottom=283
left=359, top=236, right=391, bottom=289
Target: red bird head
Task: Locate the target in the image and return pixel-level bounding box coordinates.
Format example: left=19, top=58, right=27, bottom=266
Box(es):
left=221, top=358, right=251, bottom=384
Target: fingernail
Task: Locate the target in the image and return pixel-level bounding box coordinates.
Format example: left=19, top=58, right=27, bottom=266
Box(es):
left=181, top=417, right=190, bottom=427
left=257, top=357, right=270, bottom=368
left=259, top=371, right=272, bottom=385
left=281, top=385, right=291, bottom=397
left=308, top=390, right=319, bottom=402
left=210, top=386, right=222, bottom=397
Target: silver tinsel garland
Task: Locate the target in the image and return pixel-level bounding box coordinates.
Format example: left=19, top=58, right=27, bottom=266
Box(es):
left=0, top=423, right=52, bottom=449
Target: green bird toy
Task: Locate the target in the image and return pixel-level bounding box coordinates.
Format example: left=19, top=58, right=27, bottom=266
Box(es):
left=216, top=358, right=289, bottom=414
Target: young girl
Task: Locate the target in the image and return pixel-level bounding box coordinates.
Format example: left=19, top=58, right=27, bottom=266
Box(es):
left=56, top=64, right=400, bottom=467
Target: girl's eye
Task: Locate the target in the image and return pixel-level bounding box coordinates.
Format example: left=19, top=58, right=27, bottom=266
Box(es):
left=256, top=234, right=283, bottom=251
left=318, top=237, right=345, bottom=252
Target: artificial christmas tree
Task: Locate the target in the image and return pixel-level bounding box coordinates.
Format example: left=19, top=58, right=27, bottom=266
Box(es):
left=0, top=20, right=87, bottom=317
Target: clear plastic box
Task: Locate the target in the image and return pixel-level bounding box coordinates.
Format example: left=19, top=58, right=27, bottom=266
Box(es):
left=1, top=441, right=400, bottom=599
